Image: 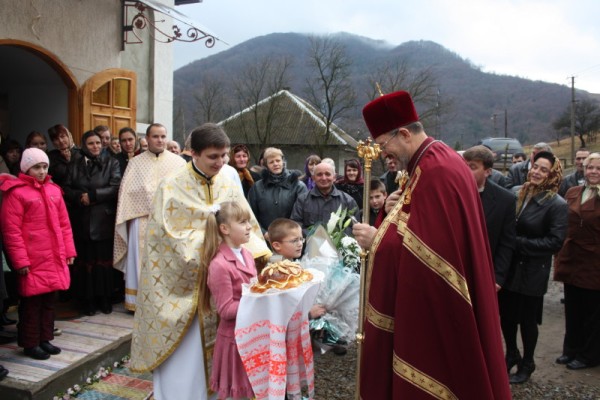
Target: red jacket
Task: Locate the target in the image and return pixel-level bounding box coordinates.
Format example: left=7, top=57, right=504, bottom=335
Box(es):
left=0, top=173, right=76, bottom=297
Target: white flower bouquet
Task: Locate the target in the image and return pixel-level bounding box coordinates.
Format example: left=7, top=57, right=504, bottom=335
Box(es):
left=302, top=224, right=359, bottom=349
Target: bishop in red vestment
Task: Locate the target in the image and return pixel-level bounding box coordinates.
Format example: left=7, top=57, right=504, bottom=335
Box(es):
left=353, top=91, right=512, bottom=399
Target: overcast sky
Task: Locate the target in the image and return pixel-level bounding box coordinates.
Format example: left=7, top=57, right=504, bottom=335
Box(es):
left=173, top=0, right=600, bottom=94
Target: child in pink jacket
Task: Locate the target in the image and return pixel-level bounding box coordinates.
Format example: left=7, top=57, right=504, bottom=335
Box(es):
left=200, top=201, right=255, bottom=399
left=0, top=148, right=76, bottom=360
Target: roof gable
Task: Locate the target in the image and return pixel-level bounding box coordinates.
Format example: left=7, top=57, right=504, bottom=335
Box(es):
left=219, top=90, right=358, bottom=148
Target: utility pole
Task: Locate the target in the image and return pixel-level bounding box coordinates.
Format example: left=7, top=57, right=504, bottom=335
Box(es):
left=504, top=109, right=508, bottom=138
left=570, top=76, right=575, bottom=167
left=491, top=113, right=498, bottom=136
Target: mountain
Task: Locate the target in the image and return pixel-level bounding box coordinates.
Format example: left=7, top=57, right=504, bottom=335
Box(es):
left=174, top=32, right=596, bottom=147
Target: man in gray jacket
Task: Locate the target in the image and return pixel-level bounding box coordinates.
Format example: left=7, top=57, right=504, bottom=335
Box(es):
left=290, top=162, right=358, bottom=236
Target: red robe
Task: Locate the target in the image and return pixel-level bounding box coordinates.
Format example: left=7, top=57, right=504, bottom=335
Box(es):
left=360, top=137, right=511, bottom=399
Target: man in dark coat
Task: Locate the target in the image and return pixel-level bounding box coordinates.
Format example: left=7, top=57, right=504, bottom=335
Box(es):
left=464, top=146, right=516, bottom=288
left=379, top=155, right=400, bottom=195
left=559, top=148, right=590, bottom=197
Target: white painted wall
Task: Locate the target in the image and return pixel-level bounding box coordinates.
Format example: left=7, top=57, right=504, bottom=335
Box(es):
left=0, top=0, right=176, bottom=138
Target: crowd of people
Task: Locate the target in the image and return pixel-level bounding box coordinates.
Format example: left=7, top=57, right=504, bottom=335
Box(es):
left=0, top=89, right=597, bottom=398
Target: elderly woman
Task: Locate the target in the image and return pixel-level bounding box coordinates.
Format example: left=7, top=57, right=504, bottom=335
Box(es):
left=166, top=140, right=181, bottom=155
left=64, top=130, right=122, bottom=315
left=109, top=137, right=121, bottom=155
left=229, top=144, right=260, bottom=198
left=500, top=151, right=568, bottom=384
left=554, top=152, right=600, bottom=370
left=335, top=158, right=364, bottom=209
left=248, top=147, right=307, bottom=237
left=47, top=124, right=79, bottom=187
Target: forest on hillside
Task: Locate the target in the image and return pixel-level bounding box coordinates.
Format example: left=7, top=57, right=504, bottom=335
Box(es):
left=173, top=33, right=599, bottom=149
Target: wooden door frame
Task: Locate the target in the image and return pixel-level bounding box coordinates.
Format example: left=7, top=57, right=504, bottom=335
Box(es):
left=80, top=68, right=137, bottom=137
left=0, top=40, right=79, bottom=139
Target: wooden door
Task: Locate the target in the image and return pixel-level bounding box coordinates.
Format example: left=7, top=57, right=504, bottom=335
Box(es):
left=81, top=69, right=136, bottom=143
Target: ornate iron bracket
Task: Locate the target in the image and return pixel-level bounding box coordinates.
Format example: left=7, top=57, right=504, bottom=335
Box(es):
left=122, top=0, right=217, bottom=48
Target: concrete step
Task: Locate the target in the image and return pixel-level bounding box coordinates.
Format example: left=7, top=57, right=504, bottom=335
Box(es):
left=0, top=304, right=133, bottom=400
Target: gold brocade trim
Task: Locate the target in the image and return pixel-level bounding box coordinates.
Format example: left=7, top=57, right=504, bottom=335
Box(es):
left=125, top=288, right=138, bottom=295
left=365, top=180, right=410, bottom=301
left=403, top=228, right=472, bottom=305
left=396, top=211, right=409, bottom=235
left=124, top=301, right=136, bottom=312
left=393, top=353, right=458, bottom=400
left=129, top=268, right=204, bottom=373
left=365, top=302, right=394, bottom=333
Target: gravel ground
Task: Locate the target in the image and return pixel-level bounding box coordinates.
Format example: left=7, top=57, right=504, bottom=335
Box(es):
left=313, top=343, right=600, bottom=399
left=313, top=278, right=600, bottom=399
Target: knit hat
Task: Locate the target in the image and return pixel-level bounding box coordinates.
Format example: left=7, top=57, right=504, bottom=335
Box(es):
left=362, top=91, right=419, bottom=138
left=20, top=148, right=49, bottom=173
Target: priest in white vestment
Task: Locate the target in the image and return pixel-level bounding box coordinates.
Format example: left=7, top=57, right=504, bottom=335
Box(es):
left=113, top=123, right=186, bottom=311
left=130, top=123, right=270, bottom=400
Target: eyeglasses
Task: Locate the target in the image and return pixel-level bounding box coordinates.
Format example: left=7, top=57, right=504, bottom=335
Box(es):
left=281, top=238, right=305, bottom=245
left=379, top=130, right=398, bottom=151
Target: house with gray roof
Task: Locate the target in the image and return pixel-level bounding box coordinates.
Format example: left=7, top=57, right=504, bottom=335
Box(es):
left=219, top=89, right=359, bottom=172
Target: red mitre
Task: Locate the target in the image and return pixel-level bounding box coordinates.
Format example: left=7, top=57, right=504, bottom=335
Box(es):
left=362, top=91, right=419, bottom=138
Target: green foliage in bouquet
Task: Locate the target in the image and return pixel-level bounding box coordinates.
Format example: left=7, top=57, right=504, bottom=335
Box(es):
left=325, top=205, right=361, bottom=272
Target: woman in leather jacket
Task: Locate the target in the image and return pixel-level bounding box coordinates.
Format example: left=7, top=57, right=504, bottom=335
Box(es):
left=64, top=130, right=122, bottom=315
left=500, top=151, right=568, bottom=384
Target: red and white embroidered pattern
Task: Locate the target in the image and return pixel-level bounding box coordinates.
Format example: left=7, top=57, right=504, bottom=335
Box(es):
left=235, top=272, right=322, bottom=400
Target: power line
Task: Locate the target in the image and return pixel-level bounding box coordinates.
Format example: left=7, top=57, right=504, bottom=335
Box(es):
left=573, top=63, right=600, bottom=78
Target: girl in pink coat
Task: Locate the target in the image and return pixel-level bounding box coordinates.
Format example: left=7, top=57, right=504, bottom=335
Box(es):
left=0, top=148, right=76, bottom=360
left=200, top=201, right=255, bottom=399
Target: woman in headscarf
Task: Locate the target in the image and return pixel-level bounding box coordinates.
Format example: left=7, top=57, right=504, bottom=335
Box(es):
left=335, top=158, right=364, bottom=210
left=64, top=130, right=122, bottom=315
left=229, top=144, right=260, bottom=198
left=300, top=154, right=321, bottom=191
left=248, top=147, right=307, bottom=238
left=500, top=151, right=567, bottom=384
left=114, top=127, right=140, bottom=176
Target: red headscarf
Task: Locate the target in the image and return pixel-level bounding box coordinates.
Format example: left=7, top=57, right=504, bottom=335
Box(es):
left=336, top=158, right=364, bottom=185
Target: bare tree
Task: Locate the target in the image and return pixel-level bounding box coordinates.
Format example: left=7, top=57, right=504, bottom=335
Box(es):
left=304, top=35, right=357, bottom=156
left=172, top=100, right=187, bottom=146
left=227, top=55, right=292, bottom=159
left=365, top=59, right=453, bottom=129
left=552, top=98, right=600, bottom=148
left=193, top=75, right=229, bottom=125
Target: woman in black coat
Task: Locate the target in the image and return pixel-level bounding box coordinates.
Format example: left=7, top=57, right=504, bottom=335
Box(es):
left=47, top=124, right=80, bottom=188
left=248, top=147, right=307, bottom=237
left=64, top=130, right=121, bottom=315
left=500, top=151, right=568, bottom=384
left=335, top=158, right=364, bottom=210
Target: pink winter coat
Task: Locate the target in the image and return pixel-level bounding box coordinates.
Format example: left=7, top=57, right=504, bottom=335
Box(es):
left=0, top=173, right=76, bottom=297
